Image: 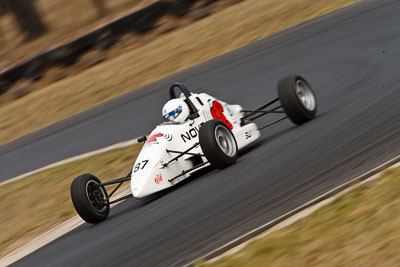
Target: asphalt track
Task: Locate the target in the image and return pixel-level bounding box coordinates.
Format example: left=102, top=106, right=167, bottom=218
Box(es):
left=7, top=0, right=400, bottom=265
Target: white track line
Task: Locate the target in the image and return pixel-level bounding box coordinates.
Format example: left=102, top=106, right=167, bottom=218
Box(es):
left=0, top=186, right=131, bottom=266
left=0, top=138, right=139, bottom=187
left=0, top=139, right=141, bottom=265
left=2, top=156, right=398, bottom=266
left=186, top=155, right=400, bottom=266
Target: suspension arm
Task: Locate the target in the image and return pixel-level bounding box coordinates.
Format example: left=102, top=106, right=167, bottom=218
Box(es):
left=166, top=149, right=204, bottom=157
left=100, top=176, right=131, bottom=186
left=163, top=142, right=201, bottom=168
left=258, top=116, right=288, bottom=130
left=245, top=105, right=284, bottom=121
left=241, top=97, right=280, bottom=120
left=168, top=161, right=209, bottom=182
left=109, top=193, right=133, bottom=204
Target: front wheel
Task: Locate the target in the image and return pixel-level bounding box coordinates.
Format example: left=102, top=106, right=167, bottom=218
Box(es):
left=199, top=119, right=238, bottom=169
left=277, top=75, right=317, bottom=125
left=70, top=174, right=110, bottom=224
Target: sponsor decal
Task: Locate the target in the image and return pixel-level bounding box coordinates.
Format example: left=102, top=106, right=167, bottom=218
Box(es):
left=245, top=131, right=252, bottom=139
left=181, top=122, right=204, bottom=143
left=146, top=133, right=172, bottom=144
left=154, top=173, right=163, bottom=184
left=211, top=100, right=233, bottom=129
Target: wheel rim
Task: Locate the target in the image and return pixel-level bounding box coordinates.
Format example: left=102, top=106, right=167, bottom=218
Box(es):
left=214, top=125, right=236, bottom=157
left=295, top=79, right=316, bottom=111
left=86, top=180, right=108, bottom=212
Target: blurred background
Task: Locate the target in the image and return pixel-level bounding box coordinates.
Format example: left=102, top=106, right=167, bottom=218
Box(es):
left=0, top=0, right=156, bottom=69
left=0, top=0, right=255, bottom=146
left=2, top=1, right=400, bottom=265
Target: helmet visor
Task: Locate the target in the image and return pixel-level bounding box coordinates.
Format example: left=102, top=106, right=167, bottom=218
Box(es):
left=163, top=107, right=182, bottom=122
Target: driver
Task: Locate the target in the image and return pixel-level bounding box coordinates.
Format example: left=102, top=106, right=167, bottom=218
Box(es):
left=162, top=98, right=190, bottom=123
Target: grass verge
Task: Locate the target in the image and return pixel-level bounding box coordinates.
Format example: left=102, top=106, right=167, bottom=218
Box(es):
left=199, top=167, right=400, bottom=266
left=0, top=0, right=359, bottom=146
left=0, top=144, right=141, bottom=257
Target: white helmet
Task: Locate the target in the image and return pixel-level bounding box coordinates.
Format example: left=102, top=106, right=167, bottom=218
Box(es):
left=162, top=98, right=190, bottom=123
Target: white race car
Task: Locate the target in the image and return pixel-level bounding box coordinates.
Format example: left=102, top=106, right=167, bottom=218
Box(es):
left=70, top=75, right=317, bottom=223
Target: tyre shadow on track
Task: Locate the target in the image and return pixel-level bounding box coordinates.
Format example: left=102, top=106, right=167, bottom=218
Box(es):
left=107, top=124, right=298, bottom=220
left=107, top=166, right=217, bottom=220
left=238, top=124, right=296, bottom=157
left=242, top=107, right=327, bottom=158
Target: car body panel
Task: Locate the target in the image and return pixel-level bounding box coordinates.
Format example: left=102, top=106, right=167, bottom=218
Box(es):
left=130, top=92, right=260, bottom=198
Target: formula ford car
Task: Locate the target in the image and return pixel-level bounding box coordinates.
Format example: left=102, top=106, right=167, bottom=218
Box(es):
left=70, top=74, right=317, bottom=223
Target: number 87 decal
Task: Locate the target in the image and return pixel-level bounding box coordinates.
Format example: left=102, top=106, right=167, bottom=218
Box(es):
left=134, top=160, right=149, bottom=172
left=211, top=100, right=233, bottom=129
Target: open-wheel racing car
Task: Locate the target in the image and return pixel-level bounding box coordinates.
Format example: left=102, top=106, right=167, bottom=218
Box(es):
left=70, top=74, right=318, bottom=224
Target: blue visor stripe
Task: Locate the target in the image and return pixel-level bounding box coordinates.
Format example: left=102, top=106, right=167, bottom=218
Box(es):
left=163, top=108, right=180, bottom=119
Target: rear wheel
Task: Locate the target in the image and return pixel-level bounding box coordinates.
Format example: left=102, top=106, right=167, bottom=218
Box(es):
left=199, top=119, right=238, bottom=169
left=278, top=75, right=317, bottom=125
left=70, top=174, right=109, bottom=224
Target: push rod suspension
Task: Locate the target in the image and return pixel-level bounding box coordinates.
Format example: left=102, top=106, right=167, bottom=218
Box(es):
left=242, top=97, right=279, bottom=120
left=166, top=149, right=204, bottom=157
left=100, top=176, right=131, bottom=186
left=246, top=105, right=284, bottom=121
left=108, top=182, right=123, bottom=198
left=109, top=193, right=133, bottom=204
left=258, top=116, right=288, bottom=130
left=242, top=109, right=285, bottom=114
left=99, top=170, right=132, bottom=198
left=163, top=142, right=200, bottom=167
left=168, top=161, right=209, bottom=182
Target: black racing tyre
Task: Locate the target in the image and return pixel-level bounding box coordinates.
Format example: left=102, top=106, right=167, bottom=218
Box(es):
left=277, top=75, right=317, bottom=125
left=199, top=119, right=238, bottom=169
left=70, top=174, right=110, bottom=224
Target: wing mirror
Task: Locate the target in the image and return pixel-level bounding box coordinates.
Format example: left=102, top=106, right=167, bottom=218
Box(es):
left=137, top=135, right=147, bottom=143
